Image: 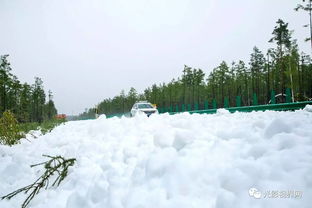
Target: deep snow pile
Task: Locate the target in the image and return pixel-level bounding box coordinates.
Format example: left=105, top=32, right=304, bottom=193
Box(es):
left=1, top=108, right=312, bottom=208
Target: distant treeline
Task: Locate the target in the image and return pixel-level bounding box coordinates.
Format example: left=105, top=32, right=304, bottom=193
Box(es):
left=0, top=55, right=57, bottom=123
left=78, top=18, right=312, bottom=119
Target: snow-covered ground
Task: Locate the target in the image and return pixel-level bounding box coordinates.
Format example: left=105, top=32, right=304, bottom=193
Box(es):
left=1, top=107, right=312, bottom=208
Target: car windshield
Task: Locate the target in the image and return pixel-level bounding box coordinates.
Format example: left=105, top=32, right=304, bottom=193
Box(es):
left=137, top=103, right=153, bottom=109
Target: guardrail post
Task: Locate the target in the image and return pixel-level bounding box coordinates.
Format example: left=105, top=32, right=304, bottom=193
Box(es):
left=213, top=99, right=217, bottom=109
left=224, top=97, right=229, bottom=108
left=236, top=96, right=241, bottom=107
left=187, top=104, right=192, bottom=111
left=286, top=88, right=292, bottom=103
left=194, top=103, right=199, bottom=110
left=253, top=93, right=258, bottom=106
left=271, top=90, right=276, bottom=104
left=182, top=104, right=185, bottom=112
left=204, top=100, right=209, bottom=109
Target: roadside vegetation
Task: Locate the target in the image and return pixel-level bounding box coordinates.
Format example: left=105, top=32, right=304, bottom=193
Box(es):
left=19, top=118, right=65, bottom=135
left=0, top=55, right=58, bottom=123
left=0, top=54, right=61, bottom=146
left=0, top=110, right=65, bottom=146
left=0, top=111, right=23, bottom=145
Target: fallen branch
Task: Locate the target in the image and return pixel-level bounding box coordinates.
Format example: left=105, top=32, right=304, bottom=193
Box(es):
left=1, top=155, right=76, bottom=208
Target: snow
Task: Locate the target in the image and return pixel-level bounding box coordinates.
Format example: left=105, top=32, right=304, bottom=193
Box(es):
left=216, top=108, right=230, bottom=114
left=304, top=104, right=312, bottom=113
left=1, top=109, right=312, bottom=208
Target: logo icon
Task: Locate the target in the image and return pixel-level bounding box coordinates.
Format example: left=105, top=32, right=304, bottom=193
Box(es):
left=249, top=188, right=262, bottom=199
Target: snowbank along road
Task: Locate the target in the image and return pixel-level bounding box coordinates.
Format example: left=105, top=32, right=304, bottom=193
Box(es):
left=1, top=106, right=312, bottom=208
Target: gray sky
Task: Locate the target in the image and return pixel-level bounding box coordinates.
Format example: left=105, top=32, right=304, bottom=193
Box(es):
left=0, top=0, right=310, bottom=115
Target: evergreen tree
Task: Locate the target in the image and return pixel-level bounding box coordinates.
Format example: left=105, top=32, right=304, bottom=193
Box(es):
left=31, top=77, right=46, bottom=123
left=44, top=90, right=57, bottom=120
left=0, top=55, right=12, bottom=114
left=0, top=55, right=58, bottom=123
left=249, top=47, right=265, bottom=103
left=19, top=83, right=32, bottom=122
left=269, top=19, right=292, bottom=94
left=295, top=0, right=312, bottom=49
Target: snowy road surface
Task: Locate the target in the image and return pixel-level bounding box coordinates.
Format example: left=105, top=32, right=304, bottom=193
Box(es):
left=1, top=107, right=312, bottom=208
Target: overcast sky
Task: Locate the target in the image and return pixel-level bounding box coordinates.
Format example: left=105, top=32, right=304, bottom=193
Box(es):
left=0, top=0, right=310, bottom=115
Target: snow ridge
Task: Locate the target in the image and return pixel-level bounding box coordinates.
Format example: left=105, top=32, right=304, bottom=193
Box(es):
left=1, top=109, right=312, bottom=208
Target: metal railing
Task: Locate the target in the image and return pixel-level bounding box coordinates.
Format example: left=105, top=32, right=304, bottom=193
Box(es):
left=102, top=89, right=312, bottom=118
left=164, top=101, right=312, bottom=115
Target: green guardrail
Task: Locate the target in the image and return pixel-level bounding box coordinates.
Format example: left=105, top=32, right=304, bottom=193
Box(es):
left=86, top=101, right=311, bottom=120
left=106, top=112, right=131, bottom=118
left=105, top=101, right=311, bottom=119
left=166, top=101, right=312, bottom=115
left=81, top=88, right=312, bottom=120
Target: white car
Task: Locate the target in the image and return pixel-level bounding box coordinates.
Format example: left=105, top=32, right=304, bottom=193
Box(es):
left=130, top=101, right=158, bottom=117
